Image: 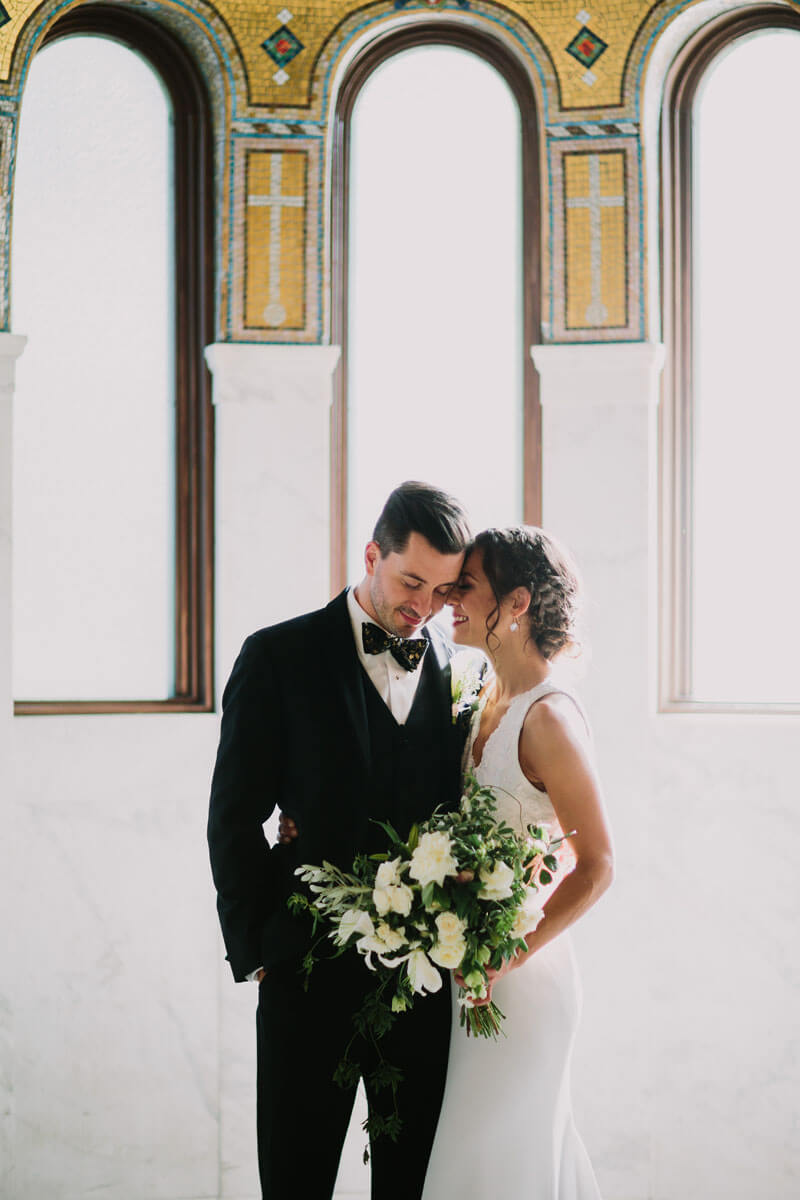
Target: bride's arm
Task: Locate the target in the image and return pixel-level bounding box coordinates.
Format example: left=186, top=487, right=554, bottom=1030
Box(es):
left=467, top=695, right=613, bottom=1002
left=519, top=695, right=613, bottom=948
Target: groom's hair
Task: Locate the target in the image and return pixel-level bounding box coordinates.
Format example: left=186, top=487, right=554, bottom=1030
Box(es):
left=373, top=481, right=471, bottom=557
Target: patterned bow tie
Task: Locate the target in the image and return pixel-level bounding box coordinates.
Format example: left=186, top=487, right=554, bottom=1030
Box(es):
left=361, top=622, right=428, bottom=672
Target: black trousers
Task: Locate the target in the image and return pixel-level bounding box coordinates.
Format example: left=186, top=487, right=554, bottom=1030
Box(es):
left=256, top=952, right=451, bottom=1200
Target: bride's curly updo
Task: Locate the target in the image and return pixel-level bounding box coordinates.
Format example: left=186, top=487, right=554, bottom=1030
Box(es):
left=474, top=526, right=582, bottom=659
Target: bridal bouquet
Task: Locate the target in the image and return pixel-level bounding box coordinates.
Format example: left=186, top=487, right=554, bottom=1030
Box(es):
left=290, top=774, right=568, bottom=1040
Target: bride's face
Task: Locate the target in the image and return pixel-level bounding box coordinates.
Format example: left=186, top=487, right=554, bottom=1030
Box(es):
left=448, top=550, right=498, bottom=650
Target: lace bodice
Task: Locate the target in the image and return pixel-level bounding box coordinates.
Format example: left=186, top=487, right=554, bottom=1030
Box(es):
left=466, top=679, right=588, bottom=840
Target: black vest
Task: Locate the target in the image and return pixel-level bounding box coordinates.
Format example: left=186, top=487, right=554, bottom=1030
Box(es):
left=361, top=648, right=456, bottom=854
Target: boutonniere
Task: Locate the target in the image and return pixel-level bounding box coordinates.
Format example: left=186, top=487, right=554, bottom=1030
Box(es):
left=450, top=649, right=488, bottom=727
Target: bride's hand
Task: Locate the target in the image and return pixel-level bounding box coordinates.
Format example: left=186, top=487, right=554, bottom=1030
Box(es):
left=454, top=956, right=521, bottom=1006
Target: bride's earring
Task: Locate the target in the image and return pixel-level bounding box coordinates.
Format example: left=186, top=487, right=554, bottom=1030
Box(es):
left=510, top=620, right=519, bottom=633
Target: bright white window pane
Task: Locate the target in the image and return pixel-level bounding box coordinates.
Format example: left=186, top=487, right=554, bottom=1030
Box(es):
left=691, top=30, right=800, bottom=702
left=347, top=46, right=523, bottom=580
left=12, top=36, right=174, bottom=701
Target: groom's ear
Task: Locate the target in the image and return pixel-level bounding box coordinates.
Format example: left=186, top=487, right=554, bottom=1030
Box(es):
left=365, top=540, right=382, bottom=576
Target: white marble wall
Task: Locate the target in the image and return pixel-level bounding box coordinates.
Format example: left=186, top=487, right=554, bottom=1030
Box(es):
left=534, top=343, right=800, bottom=1200
left=1, top=334, right=26, bottom=1200
left=1, top=337, right=798, bottom=1200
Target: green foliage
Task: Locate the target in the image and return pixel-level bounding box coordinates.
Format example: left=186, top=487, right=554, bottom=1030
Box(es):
left=292, top=771, right=568, bottom=1051
left=372, top=818, right=402, bottom=845
left=369, top=1061, right=404, bottom=1094
left=301, top=950, right=315, bottom=979
left=363, top=1112, right=402, bottom=1144
left=332, top=1058, right=361, bottom=1090
left=354, top=987, right=397, bottom=1040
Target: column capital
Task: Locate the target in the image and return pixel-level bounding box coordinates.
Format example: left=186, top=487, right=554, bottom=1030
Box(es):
left=531, top=342, right=665, bottom=404
left=0, top=334, right=27, bottom=396
left=204, top=342, right=341, bottom=407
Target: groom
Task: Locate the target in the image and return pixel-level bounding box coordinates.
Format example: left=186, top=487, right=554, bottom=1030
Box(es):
left=207, top=481, right=471, bottom=1200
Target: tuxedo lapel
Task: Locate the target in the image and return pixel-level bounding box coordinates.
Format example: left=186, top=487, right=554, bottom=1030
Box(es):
left=321, top=591, right=370, bottom=766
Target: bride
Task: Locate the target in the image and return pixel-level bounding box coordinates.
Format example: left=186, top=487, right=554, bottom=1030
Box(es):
left=421, top=526, right=613, bottom=1200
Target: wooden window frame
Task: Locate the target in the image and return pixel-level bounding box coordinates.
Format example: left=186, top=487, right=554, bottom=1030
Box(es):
left=14, top=5, right=215, bottom=715
left=660, top=5, right=800, bottom=714
left=329, top=22, right=542, bottom=592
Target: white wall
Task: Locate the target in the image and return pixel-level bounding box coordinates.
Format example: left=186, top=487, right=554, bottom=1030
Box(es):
left=535, top=343, right=799, bottom=1200
left=2, top=338, right=798, bottom=1199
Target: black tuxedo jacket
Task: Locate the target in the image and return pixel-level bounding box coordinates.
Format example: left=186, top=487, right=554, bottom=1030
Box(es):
left=207, top=590, right=464, bottom=981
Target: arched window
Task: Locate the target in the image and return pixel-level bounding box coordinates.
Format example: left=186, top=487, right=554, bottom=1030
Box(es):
left=331, top=25, right=541, bottom=586
left=662, top=8, right=800, bottom=710
left=12, top=6, right=214, bottom=713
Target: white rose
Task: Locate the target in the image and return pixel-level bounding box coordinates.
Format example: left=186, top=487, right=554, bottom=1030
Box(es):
left=375, top=858, right=403, bottom=889
left=406, top=948, right=443, bottom=995
left=373, top=881, right=414, bottom=917
left=478, top=860, right=515, bottom=901
left=511, top=891, right=545, bottom=939
left=374, top=922, right=407, bottom=953
left=434, top=911, right=467, bottom=944
left=430, top=937, right=467, bottom=970
left=357, top=922, right=408, bottom=962
left=409, top=831, right=459, bottom=889
left=388, top=882, right=414, bottom=915
left=335, top=908, right=374, bottom=945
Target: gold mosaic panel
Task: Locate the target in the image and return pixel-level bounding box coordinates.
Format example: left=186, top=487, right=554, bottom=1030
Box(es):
left=564, top=149, right=626, bottom=328
left=231, top=136, right=321, bottom=342
left=549, top=139, right=640, bottom=341
left=244, top=148, right=306, bottom=330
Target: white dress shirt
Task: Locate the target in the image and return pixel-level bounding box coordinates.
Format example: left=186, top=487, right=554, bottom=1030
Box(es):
left=346, top=585, right=428, bottom=726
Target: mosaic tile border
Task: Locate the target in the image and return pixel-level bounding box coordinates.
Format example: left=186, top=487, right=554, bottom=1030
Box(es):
left=0, top=0, right=252, bottom=339
left=246, top=0, right=561, bottom=125
left=0, top=0, right=709, bottom=344
left=0, top=114, right=12, bottom=330
left=230, top=134, right=321, bottom=342
left=1, top=0, right=249, bottom=110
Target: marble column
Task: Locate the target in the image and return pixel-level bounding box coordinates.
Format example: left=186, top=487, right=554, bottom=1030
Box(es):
left=531, top=341, right=665, bottom=1200
left=531, top=342, right=665, bottom=709
left=204, top=341, right=341, bottom=1199
left=205, top=343, right=341, bottom=696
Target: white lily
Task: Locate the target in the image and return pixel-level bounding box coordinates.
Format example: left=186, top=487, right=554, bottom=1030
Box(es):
left=334, top=908, right=374, bottom=946
left=406, top=949, right=443, bottom=995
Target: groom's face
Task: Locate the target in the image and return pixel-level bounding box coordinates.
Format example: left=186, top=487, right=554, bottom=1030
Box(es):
left=363, top=532, right=465, bottom=638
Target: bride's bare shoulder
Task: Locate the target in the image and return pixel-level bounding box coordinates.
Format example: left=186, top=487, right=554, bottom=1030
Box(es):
left=521, top=690, right=588, bottom=750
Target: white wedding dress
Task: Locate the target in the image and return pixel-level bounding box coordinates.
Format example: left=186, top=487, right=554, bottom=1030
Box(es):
left=422, top=679, right=602, bottom=1200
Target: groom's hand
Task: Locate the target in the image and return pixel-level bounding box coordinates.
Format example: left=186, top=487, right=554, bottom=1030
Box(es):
left=277, top=813, right=298, bottom=844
